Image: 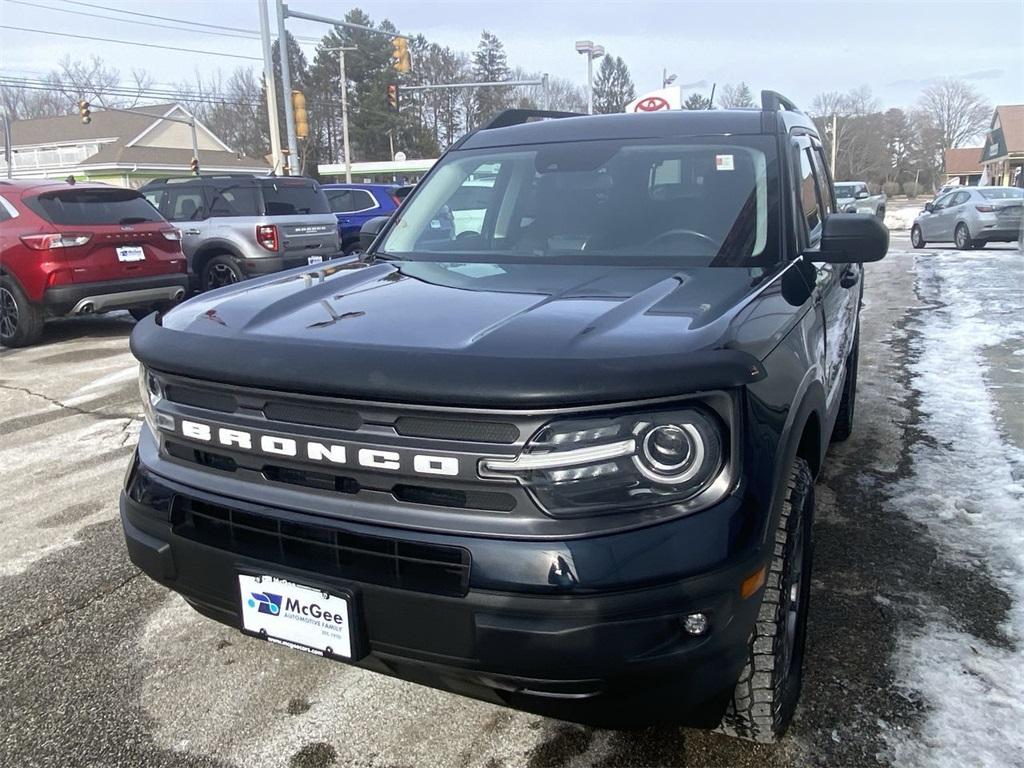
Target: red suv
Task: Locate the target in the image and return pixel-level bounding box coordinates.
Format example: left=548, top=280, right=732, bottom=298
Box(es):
left=0, top=180, right=189, bottom=347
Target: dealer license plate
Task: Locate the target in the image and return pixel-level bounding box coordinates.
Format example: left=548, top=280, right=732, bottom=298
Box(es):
left=307, top=254, right=324, bottom=265
left=238, top=574, right=352, bottom=658
left=116, top=246, right=145, bottom=262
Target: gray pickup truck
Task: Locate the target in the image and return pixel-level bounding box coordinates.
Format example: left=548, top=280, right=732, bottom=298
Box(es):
left=835, top=182, right=886, bottom=219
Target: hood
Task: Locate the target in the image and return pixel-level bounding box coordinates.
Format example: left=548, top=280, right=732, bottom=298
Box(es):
left=133, top=259, right=768, bottom=406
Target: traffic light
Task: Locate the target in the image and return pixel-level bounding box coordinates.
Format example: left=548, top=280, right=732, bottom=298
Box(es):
left=386, top=84, right=399, bottom=113
left=78, top=99, right=91, bottom=124
left=391, top=36, right=411, bottom=74
left=190, top=156, right=200, bottom=176
left=292, top=90, right=308, bottom=139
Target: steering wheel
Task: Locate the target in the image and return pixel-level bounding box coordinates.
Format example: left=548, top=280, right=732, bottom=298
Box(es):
left=644, top=229, right=722, bottom=253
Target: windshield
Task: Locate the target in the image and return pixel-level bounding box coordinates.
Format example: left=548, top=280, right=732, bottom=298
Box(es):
left=979, top=188, right=1023, bottom=200
left=378, top=136, right=780, bottom=267
left=27, top=188, right=163, bottom=226
left=834, top=184, right=865, bottom=198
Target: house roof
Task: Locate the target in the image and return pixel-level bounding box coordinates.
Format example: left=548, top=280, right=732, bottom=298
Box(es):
left=944, top=147, right=985, bottom=176
left=994, top=105, right=1024, bottom=154
left=9, top=103, right=178, bottom=146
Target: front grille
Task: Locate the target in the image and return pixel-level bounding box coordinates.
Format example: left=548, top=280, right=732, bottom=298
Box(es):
left=165, top=385, right=237, bottom=413
left=263, top=401, right=362, bottom=431
left=392, top=484, right=517, bottom=512
left=172, top=497, right=471, bottom=597
left=394, top=416, right=519, bottom=444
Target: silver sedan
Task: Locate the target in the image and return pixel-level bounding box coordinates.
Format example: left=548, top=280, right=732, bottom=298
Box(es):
left=911, top=186, right=1022, bottom=249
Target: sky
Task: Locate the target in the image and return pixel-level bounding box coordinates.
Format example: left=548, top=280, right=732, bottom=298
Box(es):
left=1, top=0, right=1022, bottom=111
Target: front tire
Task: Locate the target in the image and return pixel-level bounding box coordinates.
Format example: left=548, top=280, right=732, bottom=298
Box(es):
left=719, top=457, right=814, bottom=743
left=911, top=225, right=926, bottom=248
left=0, top=276, right=44, bottom=348
left=954, top=223, right=973, bottom=250
left=201, top=255, right=244, bottom=291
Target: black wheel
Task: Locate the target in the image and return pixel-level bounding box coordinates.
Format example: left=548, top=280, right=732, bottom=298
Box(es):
left=831, top=325, right=859, bottom=442
left=954, top=223, right=973, bottom=250
left=201, top=255, right=244, bottom=291
left=719, top=457, right=814, bottom=743
left=972, top=240, right=986, bottom=249
left=910, top=225, right=926, bottom=249
left=0, top=276, right=44, bottom=348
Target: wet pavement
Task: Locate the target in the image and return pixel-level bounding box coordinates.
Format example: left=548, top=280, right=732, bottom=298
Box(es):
left=1, top=234, right=1020, bottom=767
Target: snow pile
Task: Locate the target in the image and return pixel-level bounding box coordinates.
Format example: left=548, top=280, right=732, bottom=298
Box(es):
left=885, top=205, right=924, bottom=231
left=883, top=252, right=1024, bottom=768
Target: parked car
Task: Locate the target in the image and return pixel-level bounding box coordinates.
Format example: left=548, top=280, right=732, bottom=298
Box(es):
left=123, top=95, right=887, bottom=741
left=911, top=186, right=1022, bottom=249
left=834, top=181, right=885, bottom=219
left=321, top=183, right=401, bottom=254
left=0, top=179, right=189, bottom=348
left=140, top=174, right=340, bottom=291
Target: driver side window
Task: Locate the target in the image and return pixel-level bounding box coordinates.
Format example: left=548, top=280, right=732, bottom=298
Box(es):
left=932, top=192, right=954, bottom=211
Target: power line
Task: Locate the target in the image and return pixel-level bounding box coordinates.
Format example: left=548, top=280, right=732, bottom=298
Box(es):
left=0, top=25, right=263, bottom=60
left=8, top=0, right=272, bottom=42
left=50, top=0, right=320, bottom=43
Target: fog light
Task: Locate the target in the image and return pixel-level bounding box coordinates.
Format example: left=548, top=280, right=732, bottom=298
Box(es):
left=683, top=613, right=709, bottom=636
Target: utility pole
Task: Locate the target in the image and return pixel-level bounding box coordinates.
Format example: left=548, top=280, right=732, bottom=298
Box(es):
left=1, top=114, right=12, bottom=179
left=257, top=0, right=283, bottom=173
left=274, top=0, right=299, bottom=174
left=325, top=47, right=356, bottom=183
left=830, top=112, right=838, bottom=178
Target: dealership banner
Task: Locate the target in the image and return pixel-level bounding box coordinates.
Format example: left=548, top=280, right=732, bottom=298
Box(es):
left=625, top=86, right=683, bottom=112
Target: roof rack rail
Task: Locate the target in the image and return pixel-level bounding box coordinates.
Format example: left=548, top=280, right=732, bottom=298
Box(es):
left=760, top=90, right=803, bottom=115
left=479, top=108, right=584, bottom=131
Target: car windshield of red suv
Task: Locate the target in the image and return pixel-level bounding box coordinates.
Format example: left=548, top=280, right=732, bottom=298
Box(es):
left=25, top=188, right=164, bottom=226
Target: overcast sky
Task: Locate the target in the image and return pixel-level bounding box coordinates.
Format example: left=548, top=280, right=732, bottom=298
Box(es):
left=2, top=0, right=1021, bottom=110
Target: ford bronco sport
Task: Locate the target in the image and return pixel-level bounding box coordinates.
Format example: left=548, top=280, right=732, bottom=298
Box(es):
left=140, top=174, right=340, bottom=292
left=122, top=92, right=887, bottom=741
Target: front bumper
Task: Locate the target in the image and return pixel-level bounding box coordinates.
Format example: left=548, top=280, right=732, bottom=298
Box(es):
left=121, top=458, right=767, bottom=726
left=44, top=274, right=190, bottom=316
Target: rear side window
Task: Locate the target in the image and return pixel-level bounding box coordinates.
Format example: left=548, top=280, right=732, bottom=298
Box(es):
left=207, top=183, right=261, bottom=217
left=979, top=188, right=1023, bottom=200
left=152, top=185, right=206, bottom=221
left=26, top=188, right=163, bottom=225
left=326, top=189, right=354, bottom=213
left=260, top=180, right=329, bottom=216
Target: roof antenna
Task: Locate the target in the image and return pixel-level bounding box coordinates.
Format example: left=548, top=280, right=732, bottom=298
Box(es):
left=706, top=83, right=716, bottom=110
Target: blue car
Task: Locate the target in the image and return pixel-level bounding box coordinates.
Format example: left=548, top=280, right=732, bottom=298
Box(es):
left=321, top=183, right=401, bottom=253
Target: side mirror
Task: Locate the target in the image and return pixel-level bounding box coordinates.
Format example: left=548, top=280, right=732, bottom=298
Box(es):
left=855, top=190, right=870, bottom=200
left=924, top=202, right=934, bottom=213
left=806, top=213, right=888, bottom=263
left=358, top=215, right=391, bottom=252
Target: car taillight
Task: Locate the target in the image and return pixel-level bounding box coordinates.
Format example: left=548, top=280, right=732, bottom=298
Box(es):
left=162, top=229, right=182, bottom=241
left=20, top=233, right=92, bottom=250
left=256, top=224, right=279, bottom=251
left=391, top=193, right=402, bottom=206
left=974, top=205, right=997, bottom=213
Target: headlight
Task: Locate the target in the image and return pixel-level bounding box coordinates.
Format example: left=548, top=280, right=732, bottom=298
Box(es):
left=481, top=408, right=728, bottom=517
left=137, top=364, right=163, bottom=432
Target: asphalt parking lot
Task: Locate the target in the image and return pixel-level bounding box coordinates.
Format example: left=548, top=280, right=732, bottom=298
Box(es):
left=1, top=219, right=1021, bottom=768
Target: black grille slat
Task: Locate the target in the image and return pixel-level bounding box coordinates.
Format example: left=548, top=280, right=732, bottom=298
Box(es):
left=165, top=385, right=237, bottom=413
left=173, top=497, right=470, bottom=597
left=394, top=416, right=519, bottom=444
left=263, top=401, right=362, bottom=431
left=392, top=484, right=517, bottom=512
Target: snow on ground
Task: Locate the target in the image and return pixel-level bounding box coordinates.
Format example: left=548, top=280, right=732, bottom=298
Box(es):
left=884, top=204, right=924, bottom=231
left=883, top=250, right=1024, bottom=768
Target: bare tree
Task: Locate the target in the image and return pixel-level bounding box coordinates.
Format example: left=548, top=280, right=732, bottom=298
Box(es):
left=718, top=82, right=755, bottom=109
left=917, top=78, right=990, bottom=149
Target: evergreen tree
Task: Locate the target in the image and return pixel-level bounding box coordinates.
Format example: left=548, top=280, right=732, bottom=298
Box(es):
left=718, top=82, right=755, bottom=109
left=471, top=30, right=511, bottom=126
left=683, top=92, right=712, bottom=110
left=593, top=56, right=635, bottom=114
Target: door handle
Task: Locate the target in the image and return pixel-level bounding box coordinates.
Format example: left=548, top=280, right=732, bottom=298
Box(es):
left=840, top=267, right=859, bottom=289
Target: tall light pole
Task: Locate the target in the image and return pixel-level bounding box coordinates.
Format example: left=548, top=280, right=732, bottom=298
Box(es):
left=325, top=47, right=356, bottom=183
left=274, top=0, right=299, bottom=174
left=575, top=40, right=604, bottom=115
left=257, top=0, right=283, bottom=174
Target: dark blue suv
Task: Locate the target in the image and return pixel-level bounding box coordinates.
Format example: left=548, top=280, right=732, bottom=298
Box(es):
left=321, top=184, right=401, bottom=253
